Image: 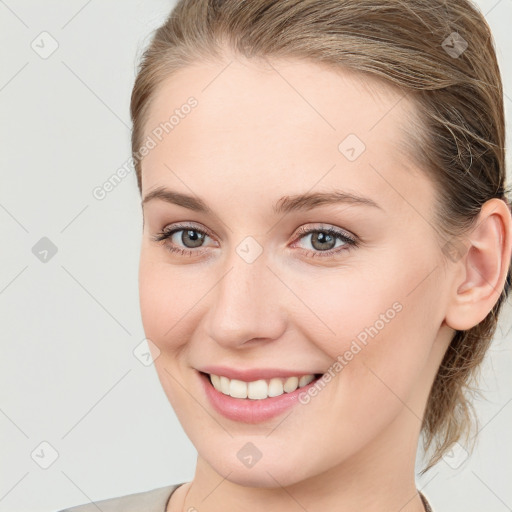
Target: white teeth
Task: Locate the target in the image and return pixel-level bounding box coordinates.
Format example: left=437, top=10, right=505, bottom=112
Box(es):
left=220, top=375, right=230, bottom=394
left=283, top=376, right=299, bottom=392
left=208, top=373, right=318, bottom=400
left=229, top=379, right=248, bottom=398
left=299, top=374, right=315, bottom=387
left=210, top=374, right=221, bottom=390
left=268, top=378, right=284, bottom=397
left=248, top=379, right=267, bottom=399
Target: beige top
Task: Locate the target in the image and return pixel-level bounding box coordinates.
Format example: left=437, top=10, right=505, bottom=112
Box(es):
left=56, top=483, right=434, bottom=511
left=56, top=483, right=183, bottom=512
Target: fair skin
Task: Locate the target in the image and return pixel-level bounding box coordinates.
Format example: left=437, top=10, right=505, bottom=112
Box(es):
left=137, top=52, right=511, bottom=512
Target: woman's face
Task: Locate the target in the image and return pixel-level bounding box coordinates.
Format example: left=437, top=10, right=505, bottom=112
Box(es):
left=138, top=55, right=454, bottom=487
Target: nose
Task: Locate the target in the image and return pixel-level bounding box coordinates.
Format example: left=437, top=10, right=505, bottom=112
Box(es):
left=206, top=246, right=288, bottom=349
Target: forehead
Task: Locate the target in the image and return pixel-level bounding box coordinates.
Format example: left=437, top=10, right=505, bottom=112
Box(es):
left=140, top=55, right=432, bottom=218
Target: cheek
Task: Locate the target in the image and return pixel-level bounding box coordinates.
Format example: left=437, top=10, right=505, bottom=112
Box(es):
left=289, top=265, right=404, bottom=357
left=295, top=254, right=440, bottom=408
left=138, top=260, right=168, bottom=341
left=138, top=254, right=201, bottom=347
left=138, top=256, right=201, bottom=414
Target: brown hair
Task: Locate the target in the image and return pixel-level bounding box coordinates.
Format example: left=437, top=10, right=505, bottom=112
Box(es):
left=130, top=0, right=511, bottom=472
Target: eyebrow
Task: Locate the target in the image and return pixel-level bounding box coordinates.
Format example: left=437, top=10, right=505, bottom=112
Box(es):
left=141, top=186, right=383, bottom=214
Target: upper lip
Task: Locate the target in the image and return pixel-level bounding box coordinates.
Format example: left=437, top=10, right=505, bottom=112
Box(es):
left=197, top=365, right=322, bottom=382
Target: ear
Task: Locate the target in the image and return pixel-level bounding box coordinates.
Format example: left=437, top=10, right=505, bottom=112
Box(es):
left=444, top=198, right=512, bottom=331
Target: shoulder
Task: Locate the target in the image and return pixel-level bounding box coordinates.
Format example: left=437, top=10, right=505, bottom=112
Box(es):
left=55, top=483, right=183, bottom=512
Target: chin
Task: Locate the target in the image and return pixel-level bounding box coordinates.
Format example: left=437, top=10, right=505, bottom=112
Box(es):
left=197, top=440, right=321, bottom=489
left=217, top=465, right=309, bottom=489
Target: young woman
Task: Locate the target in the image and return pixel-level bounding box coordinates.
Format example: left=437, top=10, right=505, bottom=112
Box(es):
left=58, top=0, right=511, bottom=511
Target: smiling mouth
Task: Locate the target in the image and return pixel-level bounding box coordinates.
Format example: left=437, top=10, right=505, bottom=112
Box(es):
left=200, top=371, right=324, bottom=400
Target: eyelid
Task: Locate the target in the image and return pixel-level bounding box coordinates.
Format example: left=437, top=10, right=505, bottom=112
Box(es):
left=162, top=222, right=217, bottom=241
left=159, top=222, right=355, bottom=244
left=153, top=221, right=359, bottom=258
left=293, top=223, right=356, bottom=243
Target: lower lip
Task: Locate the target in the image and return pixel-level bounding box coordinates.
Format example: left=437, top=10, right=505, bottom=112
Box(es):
left=198, top=371, right=322, bottom=423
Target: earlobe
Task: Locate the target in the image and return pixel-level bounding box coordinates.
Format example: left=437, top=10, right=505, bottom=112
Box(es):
left=444, top=198, right=512, bottom=331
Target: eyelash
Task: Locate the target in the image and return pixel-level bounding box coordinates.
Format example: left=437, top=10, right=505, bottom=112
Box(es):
left=151, top=223, right=359, bottom=259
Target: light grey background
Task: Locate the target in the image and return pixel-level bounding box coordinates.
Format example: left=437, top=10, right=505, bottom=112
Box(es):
left=0, top=1, right=511, bottom=511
